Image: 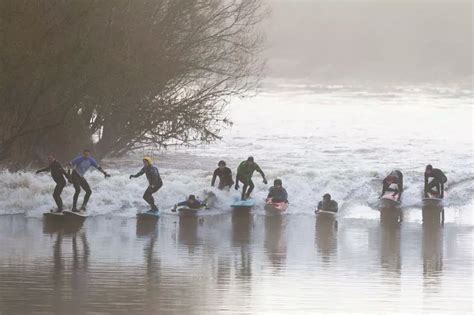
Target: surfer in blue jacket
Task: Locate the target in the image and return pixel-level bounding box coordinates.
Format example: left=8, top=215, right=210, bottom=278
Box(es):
left=69, top=149, right=110, bottom=212
left=172, top=195, right=207, bottom=212
left=130, top=157, right=163, bottom=212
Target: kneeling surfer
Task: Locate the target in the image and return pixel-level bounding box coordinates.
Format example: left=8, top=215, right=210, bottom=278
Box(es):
left=69, top=149, right=110, bottom=212
left=317, top=193, right=338, bottom=213
left=380, top=170, right=403, bottom=201
left=36, top=153, right=70, bottom=213
left=424, top=164, right=447, bottom=198
left=172, top=195, right=207, bottom=212
left=267, top=179, right=288, bottom=203
left=235, top=156, right=267, bottom=200
left=130, top=157, right=163, bottom=213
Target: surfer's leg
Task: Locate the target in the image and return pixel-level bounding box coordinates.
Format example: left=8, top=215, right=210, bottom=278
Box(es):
left=245, top=180, right=255, bottom=198
left=240, top=178, right=248, bottom=200
left=426, top=179, right=438, bottom=195
left=80, top=178, right=92, bottom=209
left=71, top=173, right=81, bottom=210
left=143, top=186, right=159, bottom=209
left=53, top=180, right=65, bottom=210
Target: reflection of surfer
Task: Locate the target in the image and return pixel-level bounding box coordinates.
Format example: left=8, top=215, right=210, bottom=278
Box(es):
left=380, top=170, right=403, bottom=201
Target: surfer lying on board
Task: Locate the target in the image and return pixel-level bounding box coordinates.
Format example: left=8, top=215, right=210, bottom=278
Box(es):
left=36, top=153, right=70, bottom=213
left=172, top=195, right=207, bottom=212
left=267, top=179, right=288, bottom=203
left=235, top=156, right=267, bottom=200
left=69, top=149, right=110, bottom=212
left=317, top=194, right=338, bottom=213
left=424, top=164, right=447, bottom=198
left=130, top=157, right=163, bottom=213
left=211, top=160, right=234, bottom=190
left=380, top=170, right=403, bottom=201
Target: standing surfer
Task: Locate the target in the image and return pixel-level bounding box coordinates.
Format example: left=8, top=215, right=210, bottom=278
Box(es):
left=36, top=153, right=70, bottom=213
left=69, top=149, right=110, bottom=212
left=235, top=156, right=267, bottom=200
left=130, top=157, right=163, bottom=213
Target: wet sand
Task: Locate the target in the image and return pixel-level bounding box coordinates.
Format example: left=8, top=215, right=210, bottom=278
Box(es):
left=0, top=206, right=472, bottom=314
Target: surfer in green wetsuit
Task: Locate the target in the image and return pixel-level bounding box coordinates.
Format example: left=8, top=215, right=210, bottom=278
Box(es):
left=235, top=156, right=267, bottom=200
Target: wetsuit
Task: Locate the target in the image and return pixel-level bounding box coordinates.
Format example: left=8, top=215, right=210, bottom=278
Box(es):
left=176, top=199, right=206, bottom=209
left=236, top=161, right=265, bottom=199
left=211, top=167, right=234, bottom=190
left=132, top=165, right=163, bottom=210
left=381, top=170, right=404, bottom=200
left=36, top=160, right=69, bottom=210
left=317, top=200, right=338, bottom=213
left=70, top=156, right=104, bottom=210
left=267, top=186, right=288, bottom=203
left=425, top=168, right=447, bottom=198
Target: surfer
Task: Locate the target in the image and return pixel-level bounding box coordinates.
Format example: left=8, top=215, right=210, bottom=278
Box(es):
left=380, top=170, right=403, bottom=201
left=172, top=195, right=207, bottom=212
left=211, top=160, right=234, bottom=190
left=317, top=193, right=338, bottom=213
left=130, top=157, right=163, bottom=213
left=69, top=149, right=110, bottom=212
left=266, top=179, right=288, bottom=203
left=235, top=156, right=267, bottom=200
left=36, top=153, right=70, bottom=213
left=424, top=165, right=447, bottom=198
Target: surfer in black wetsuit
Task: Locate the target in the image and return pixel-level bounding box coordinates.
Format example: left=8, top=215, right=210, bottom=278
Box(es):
left=211, top=160, right=234, bottom=190
left=172, top=195, right=207, bottom=212
left=317, top=193, right=338, bottom=213
left=36, top=153, right=70, bottom=212
left=424, top=165, right=447, bottom=198
left=380, top=170, right=403, bottom=201
left=130, top=157, right=163, bottom=212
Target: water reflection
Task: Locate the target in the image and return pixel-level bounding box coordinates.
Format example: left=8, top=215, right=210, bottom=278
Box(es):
left=422, top=206, right=444, bottom=286
left=264, top=215, right=287, bottom=271
left=315, top=213, right=338, bottom=263
left=231, top=209, right=253, bottom=281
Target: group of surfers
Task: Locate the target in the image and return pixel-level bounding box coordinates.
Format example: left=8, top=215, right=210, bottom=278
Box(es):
left=36, top=150, right=447, bottom=214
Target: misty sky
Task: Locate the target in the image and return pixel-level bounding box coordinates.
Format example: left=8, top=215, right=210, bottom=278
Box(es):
left=264, top=0, right=472, bottom=84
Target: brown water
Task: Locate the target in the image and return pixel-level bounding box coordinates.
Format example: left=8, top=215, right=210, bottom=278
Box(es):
left=0, top=208, right=472, bottom=314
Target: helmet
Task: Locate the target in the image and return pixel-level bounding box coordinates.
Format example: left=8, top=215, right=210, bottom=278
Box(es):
left=143, top=157, right=153, bottom=164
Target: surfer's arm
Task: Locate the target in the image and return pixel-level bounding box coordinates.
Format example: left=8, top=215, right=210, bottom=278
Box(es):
left=131, top=167, right=145, bottom=178
left=380, top=180, right=388, bottom=197
left=211, top=169, right=218, bottom=186
left=256, top=165, right=267, bottom=184
left=330, top=201, right=339, bottom=212
left=317, top=201, right=323, bottom=210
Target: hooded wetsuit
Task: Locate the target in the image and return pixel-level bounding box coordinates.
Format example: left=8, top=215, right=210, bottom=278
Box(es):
left=267, top=186, right=288, bottom=203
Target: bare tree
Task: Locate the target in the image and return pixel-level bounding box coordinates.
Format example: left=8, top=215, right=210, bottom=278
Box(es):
left=0, top=0, right=267, bottom=168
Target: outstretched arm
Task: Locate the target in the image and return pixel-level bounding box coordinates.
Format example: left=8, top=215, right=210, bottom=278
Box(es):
left=211, top=170, right=217, bottom=187
left=36, top=165, right=51, bottom=174
left=256, top=166, right=267, bottom=184
left=130, top=167, right=145, bottom=179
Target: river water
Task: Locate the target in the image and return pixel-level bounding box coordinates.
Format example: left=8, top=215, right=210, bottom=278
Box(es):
left=0, top=83, right=472, bottom=313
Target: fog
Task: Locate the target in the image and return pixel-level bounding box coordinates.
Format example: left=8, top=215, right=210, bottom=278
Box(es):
left=265, top=0, right=473, bottom=84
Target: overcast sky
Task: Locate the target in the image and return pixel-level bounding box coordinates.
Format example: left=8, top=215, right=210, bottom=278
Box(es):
left=264, top=0, right=472, bottom=84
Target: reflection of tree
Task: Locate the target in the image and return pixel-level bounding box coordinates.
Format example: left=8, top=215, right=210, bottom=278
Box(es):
left=264, top=215, right=287, bottom=272
left=315, top=214, right=338, bottom=264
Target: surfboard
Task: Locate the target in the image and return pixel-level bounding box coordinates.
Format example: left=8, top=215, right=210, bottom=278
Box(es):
left=264, top=199, right=288, bottom=213
left=63, top=210, right=88, bottom=219
left=381, top=193, right=401, bottom=207
left=177, top=206, right=206, bottom=214
left=315, top=209, right=337, bottom=216
left=43, top=211, right=64, bottom=219
left=422, top=192, right=444, bottom=206
left=231, top=198, right=256, bottom=208
left=137, top=211, right=160, bottom=219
